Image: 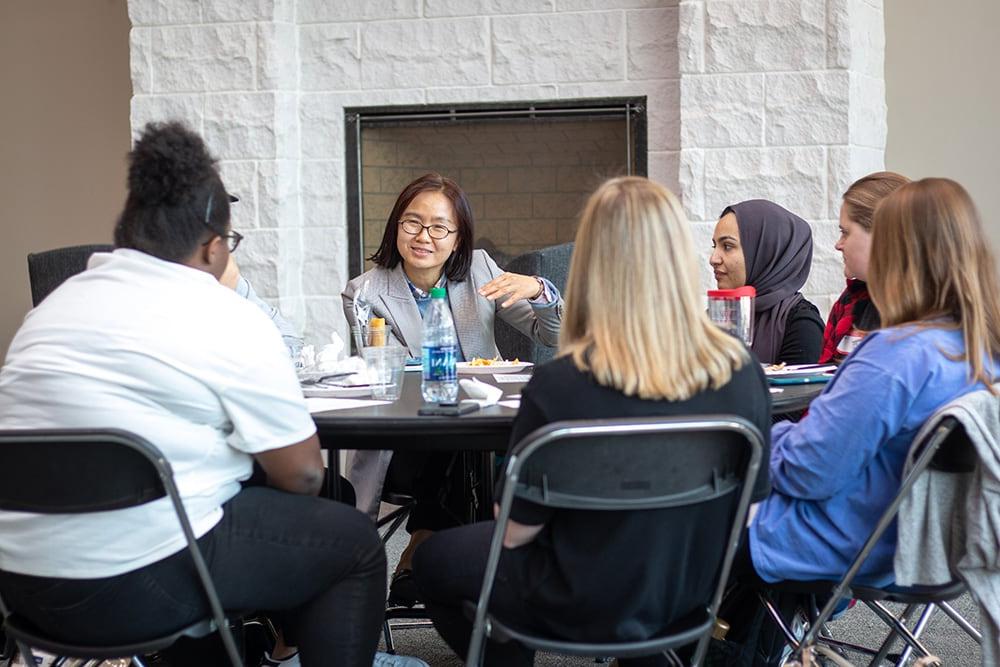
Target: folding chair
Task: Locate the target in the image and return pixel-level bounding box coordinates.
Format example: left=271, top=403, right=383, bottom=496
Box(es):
left=0, top=428, right=242, bottom=667
left=26, top=244, right=114, bottom=306
left=760, top=416, right=983, bottom=665
left=466, top=415, right=764, bottom=667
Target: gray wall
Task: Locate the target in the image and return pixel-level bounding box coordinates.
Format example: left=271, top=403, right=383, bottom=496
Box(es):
left=0, top=0, right=132, bottom=356
left=884, top=0, right=1000, bottom=256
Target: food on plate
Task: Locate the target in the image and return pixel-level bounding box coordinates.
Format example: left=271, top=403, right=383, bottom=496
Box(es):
left=766, top=362, right=787, bottom=372
left=467, top=356, right=521, bottom=367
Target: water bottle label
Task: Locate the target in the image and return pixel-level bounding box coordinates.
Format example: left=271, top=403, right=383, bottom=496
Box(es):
left=422, top=344, right=457, bottom=382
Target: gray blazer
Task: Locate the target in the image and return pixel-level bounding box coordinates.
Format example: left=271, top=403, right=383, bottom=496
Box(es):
left=341, top=249, right=563, bottom=518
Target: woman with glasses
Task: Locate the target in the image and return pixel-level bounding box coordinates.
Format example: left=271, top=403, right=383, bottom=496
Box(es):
left=342, top=172, right=563, bottom=607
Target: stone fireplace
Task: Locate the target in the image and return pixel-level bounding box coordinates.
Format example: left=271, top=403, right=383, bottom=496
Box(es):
left=127, top=0, right=886, bottom=345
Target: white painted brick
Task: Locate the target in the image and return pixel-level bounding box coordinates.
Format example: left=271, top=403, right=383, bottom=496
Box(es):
left=827, top=0, right=884, bottom=77
left=131, top=94, right=205, bottom=138
left=493, top=13, right=624, bottom=84
left=298, top=0, right=421, bottom=23
left=704, top=0, right=826, bottom=72
left=257, top=160, right=300, bottom=229
left=678, top=1, right=705, bottom=73
left=425, top=0, right=555, bottom=17
left=130, top=28, right=153, bottom=95
left=681, top=73, right=763, bottom=147
left=217, top=161, right=259, bottom=229
left=299, top=90, right=427, bottom=160
left=424, top=84, right=559, bottom=104
left=689, top=220, right=716, bottom=292
left=274, top=92, right=300, bottom=159
left=258, top=22, right=298, bottom=90
left=128, top=0, right=201, bottom=26
left=679, top=148, right=705, bottom=220
left=300, top=24, right=361, bottom=91
left=151, top=25, right=256, bottom=93
left=557, top=0, right=678, bottom=9
left=627, top=8, right=680, bottom=80
left=559, top=80, right=680, bottom=151
left=848, top=73, right=886, bottom=149
left=362, top=18, right=489, bottom=88
left=702, top=146, right=827, bottom=220
left=277, top=227, right=303, bottom=296
left=827, top=145, right=884, bottom=219
left=304, top=296, right=348, bottom=348
left=765, top=71, right=849, bottom=146
left=239, top=228, right=280, bottom=298
left=204, top=93, right=283, bottom=160
left=302, top=228, right=348, bottom=300
left=648, top=150, right=680, bottom=194
left=203, top=0, right=292, bottom=23
left=804, top=223, right=847, bottom=301
left=302, top=161, right=346, bottom=227
left=277, top=296, right=307, bottom=334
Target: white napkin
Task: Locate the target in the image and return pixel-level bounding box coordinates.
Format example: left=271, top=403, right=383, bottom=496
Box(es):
left=460, top=377, right=503, bottom=407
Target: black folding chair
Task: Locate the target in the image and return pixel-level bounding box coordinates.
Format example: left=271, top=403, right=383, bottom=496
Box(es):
left=26, top=243, right=114, bottom=306
left=465, top=415, right=764, bottom=667
left=0, top=429, right=242, bottom=667
left=760, top=416, right=983, bottom=665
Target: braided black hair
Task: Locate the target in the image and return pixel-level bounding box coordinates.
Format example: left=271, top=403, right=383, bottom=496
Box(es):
left=114, top=121, right=230, bottom=262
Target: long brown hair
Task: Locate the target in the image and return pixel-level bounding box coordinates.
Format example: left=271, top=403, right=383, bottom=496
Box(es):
left=842, top=171, right=910, bottom=230
left=869, top=178, right=1000, bottom=389
left=560, top=177, right=748, bottom=400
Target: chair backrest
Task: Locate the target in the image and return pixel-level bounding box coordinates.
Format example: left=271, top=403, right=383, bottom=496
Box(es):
left=468, top=415, right=764, bottom=665
left=0, top=428, right=241, bottom=665
left=495, top=242, right=573, bottom=363
left=798, top=414, right=972, bottom=650
left=26, top=244, right=114, bottom=307
left=0, top=429, right=168, bottom=514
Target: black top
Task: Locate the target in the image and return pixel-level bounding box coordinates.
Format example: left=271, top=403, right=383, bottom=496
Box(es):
left=777, top=298, right=825, bottom=365
left=501, top=355, right=771, bottom=642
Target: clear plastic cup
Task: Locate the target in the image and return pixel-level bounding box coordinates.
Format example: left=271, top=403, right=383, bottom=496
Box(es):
left=707, top=286, right=756, bottom=346
left=362, top=345, right=406, bottom=401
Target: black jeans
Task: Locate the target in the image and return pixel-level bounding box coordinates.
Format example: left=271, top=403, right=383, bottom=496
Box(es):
left=0, top=487, right=387, bottom=667
left=412, top=521, right=674, bottom=667
left=384, top=449, right=467, bottom=533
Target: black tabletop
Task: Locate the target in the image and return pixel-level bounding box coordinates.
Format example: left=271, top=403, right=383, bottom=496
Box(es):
left=312, top=370, right=524, bottom=452
left=771, top=381, right=825, bottom=414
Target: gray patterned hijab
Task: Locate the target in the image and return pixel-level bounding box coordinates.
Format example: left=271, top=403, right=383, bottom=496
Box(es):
left=722, top=200, right=814, bottom=364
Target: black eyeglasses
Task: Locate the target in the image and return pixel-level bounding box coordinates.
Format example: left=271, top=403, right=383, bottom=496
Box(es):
left=202, top=192, right=243, bottom=252
left=399, top=219, right=458, bottom=240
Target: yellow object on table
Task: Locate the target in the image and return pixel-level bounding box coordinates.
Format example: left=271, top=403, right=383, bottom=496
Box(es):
left=368, top=317, right=386, bottom=347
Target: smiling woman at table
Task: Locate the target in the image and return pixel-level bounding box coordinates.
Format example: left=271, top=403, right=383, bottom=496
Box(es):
left=710, top=200, right=824, bottom=365
left=411, top=176, right=772, bottom=666
left=341, top=172, right=563, bottom=606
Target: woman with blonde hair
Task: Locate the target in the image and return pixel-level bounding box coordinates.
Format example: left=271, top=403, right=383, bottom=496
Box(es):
left=412, top=177, right=772, bottom=666
left=723, top=178, right=1000, bottom=663
left=820, top=171, right=910, bottom=363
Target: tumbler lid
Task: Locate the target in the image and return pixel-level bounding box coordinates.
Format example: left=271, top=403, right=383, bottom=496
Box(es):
left=707, top=286, right=756, bottom=298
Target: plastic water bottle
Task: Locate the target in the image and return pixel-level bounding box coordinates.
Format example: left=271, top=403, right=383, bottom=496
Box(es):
left=421, top=287, right=459, bottom=403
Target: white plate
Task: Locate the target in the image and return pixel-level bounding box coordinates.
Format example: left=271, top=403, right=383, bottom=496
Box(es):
left=762, top=363, right=837, bottom=378
left=456, top=361, right=533, bottom=375
left=302, top=384, right=372, bottom=398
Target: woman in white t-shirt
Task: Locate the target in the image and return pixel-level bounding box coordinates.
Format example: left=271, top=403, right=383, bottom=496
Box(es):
left=0, top=122, right=406, bottom=667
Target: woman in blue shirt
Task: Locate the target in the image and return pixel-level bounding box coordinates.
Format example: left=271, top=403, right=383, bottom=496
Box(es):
left=728, top=177, right=1000, bottom=663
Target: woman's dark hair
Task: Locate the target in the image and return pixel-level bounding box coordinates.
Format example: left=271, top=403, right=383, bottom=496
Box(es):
left=368, top=173, right=475, bottom=282
left=114, top=121, right=230, bottom=262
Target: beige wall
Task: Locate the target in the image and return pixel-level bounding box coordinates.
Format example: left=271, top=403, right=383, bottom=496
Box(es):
left=0, top=0, right=131, bottom=356
left=885, top=0, right=1000, bottom=255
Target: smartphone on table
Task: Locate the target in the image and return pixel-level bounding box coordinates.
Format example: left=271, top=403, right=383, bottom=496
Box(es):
left=418, top=400, right=481, bottom=416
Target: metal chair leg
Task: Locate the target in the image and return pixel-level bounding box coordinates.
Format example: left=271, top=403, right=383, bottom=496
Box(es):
left=938, top=600, right=983, bottom=644
left=865, top=601, right=932, bottom=663
left=896, top=604, right=937, bottom=666
left=383, top=619, right=396, bottom=654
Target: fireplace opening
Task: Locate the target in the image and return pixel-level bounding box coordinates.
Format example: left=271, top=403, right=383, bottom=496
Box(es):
left=345, top=98, right=647, bottom=277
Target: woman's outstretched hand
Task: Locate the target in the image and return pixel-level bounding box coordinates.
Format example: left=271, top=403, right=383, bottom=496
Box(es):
left=479, top=272, right=543, bottom=308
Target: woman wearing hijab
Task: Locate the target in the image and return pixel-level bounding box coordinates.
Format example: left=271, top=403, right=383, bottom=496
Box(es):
left=709, top=200, right=824, bottom=365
